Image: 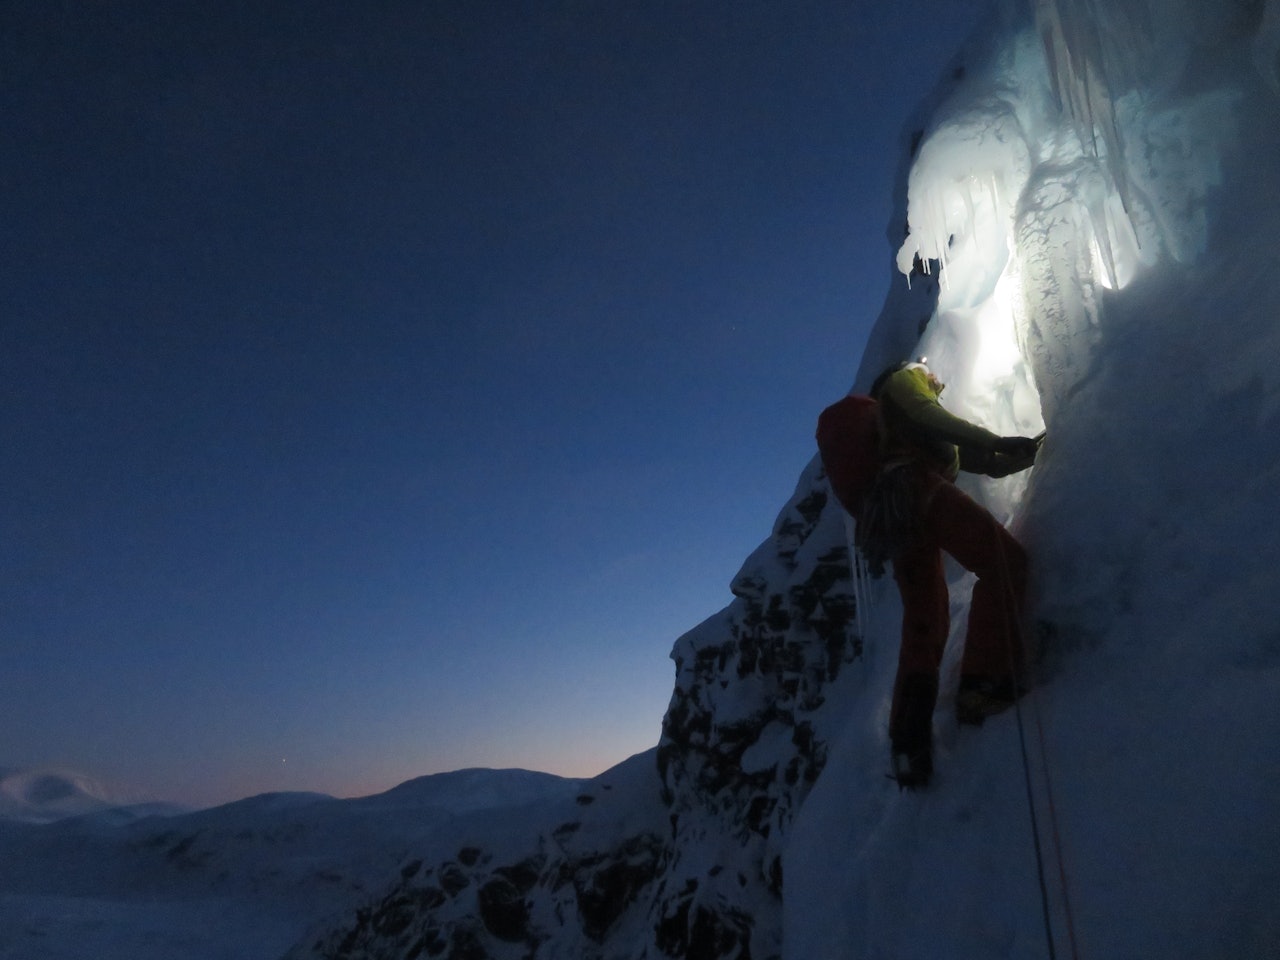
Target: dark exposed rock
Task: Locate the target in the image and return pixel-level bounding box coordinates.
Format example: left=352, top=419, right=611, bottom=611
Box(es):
left=401, top=859, right=424, bottom=880
left=476, top=875, right=528, bottom=942
left=439, top=864, right=470, bottom=897
left=415, top=887, right=447, bottom=911
left=657, top=893, right=755, bottom=960
left=371, top=892, right=418, bottom=939
left=573, top=833, right=665, bottom=941
left=421, top=928, right=448, bottom=957
left=444, top=925, right=488, bottom=960
left=552, top=821, right=581, bottom=842
left=495, top=854, right=544, bottom=895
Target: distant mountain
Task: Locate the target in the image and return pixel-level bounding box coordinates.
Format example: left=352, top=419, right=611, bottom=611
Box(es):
left=0, top=766, right=183, bottom=824
left=0, top=762, right=593, bottom=959
left=365, top=767, right=588, bottom=813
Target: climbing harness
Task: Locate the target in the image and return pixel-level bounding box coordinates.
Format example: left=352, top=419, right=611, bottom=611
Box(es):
left=855, top=461, right=923, bottom=577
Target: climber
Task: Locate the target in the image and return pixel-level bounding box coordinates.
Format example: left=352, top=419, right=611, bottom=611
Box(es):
left=866, top=358, right=1040, bottom=790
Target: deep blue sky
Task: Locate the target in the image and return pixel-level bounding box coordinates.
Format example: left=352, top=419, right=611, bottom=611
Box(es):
left=2, top=1, right=982, bottom=808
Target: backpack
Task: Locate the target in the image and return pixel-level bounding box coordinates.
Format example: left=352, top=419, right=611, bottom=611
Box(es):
left=815, top=394, right=883, bottom=517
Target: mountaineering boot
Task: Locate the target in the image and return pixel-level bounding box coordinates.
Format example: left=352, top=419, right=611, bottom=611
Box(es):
left=890, top=746, right=933, bottom=790
left=955, top=674, right=1025, bottom=726
left=889, top=672, right=937, bottom=790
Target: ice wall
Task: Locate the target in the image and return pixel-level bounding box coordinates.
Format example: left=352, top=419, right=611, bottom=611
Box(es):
left=886, top=0, right=1250, bottom=523
left=786, top=1, right=1280, bottom=958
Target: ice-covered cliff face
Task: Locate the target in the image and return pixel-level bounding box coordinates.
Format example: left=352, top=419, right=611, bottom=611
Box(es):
left=787, top=1, right=1280, bottom=958
left=285, top=3, right=1280, bottom=959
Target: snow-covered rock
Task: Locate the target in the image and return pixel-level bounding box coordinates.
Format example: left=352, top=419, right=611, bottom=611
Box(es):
left=281, top=751, right=669, bottom=959
left=281, top=462, right=868, bottom=960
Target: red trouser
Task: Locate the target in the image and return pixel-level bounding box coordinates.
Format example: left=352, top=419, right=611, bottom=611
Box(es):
left=888, top=474, right=1028, bottom=749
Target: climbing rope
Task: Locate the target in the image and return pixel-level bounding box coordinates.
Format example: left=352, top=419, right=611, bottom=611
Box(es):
left=1027, top=684, right=1081, bottom=958
left=1009, top=659, right=1060, bottom=960
left=994, top=516, right=1081, bottom=960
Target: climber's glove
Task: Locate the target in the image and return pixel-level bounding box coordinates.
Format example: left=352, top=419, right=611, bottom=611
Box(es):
left=992, top=436, right=1040, bottom=460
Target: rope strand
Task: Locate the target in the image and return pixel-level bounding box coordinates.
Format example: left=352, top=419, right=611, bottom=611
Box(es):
left=1029, top=684, right=1082, bottom=957
left=1010, top=676, right=1058, bottom=959
left=993, top=515, right=1080, bottom=960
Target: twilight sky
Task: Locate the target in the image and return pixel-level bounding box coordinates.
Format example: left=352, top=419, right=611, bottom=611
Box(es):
left=2, top=0, right=983, bottom=808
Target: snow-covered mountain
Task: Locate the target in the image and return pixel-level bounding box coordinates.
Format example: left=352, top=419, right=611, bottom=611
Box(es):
left=0, top=767, right=588, bottom=959
left=0, top=766, right=183, bottom=825
left=6, top=1, right=1279, bottom=958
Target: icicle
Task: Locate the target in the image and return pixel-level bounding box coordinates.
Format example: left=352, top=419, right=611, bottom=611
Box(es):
left=1035, top=0, right=1150, bottom=227
left=843, top=512, right=867, bottom=644
left=1085, top=185, right=1118, bottom=290
left=962, top=176, right=977, bottom=236
left=933, top=186, right=949, bottom=283
left=853, top=539, right=871, bottom=644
